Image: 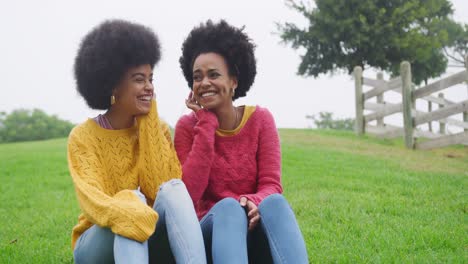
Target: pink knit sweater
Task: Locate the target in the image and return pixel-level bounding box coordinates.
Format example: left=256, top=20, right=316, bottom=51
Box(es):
left=174, top=106, right=283, bottom=219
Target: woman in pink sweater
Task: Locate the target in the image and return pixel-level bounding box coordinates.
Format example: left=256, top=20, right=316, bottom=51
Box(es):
left=175, top=20, right=308, bottom=264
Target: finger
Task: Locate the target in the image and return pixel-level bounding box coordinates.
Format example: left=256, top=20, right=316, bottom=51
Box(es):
left=246, top=200, right=257, bottom=211
left=248, top=215, right=260, bottom=231
left=186, top=99, right=195, bottom=106
left=185, top=97, right=201, bottom=111
left=239, top=197, right=247, bottom=207
left=247, top=207, right=258, bottom=218
left=187, top=91, right=193, bottom=100
left=250, top=214, right=260, bottom=224
left=186, top=95, right=200, bottom=108
left=185, top=100, right=194, bottom=109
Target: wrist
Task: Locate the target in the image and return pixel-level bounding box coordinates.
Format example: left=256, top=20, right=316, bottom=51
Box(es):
left=196, top=109, right=219, bottom=127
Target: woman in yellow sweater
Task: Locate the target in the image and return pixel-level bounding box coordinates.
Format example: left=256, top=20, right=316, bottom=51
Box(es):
left=68, top=19, right=206, bottom=263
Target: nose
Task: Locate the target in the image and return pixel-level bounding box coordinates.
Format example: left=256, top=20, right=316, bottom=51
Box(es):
left=200, top=76, right=210, bottom=88
left=144, top=80, right=154, bottom=91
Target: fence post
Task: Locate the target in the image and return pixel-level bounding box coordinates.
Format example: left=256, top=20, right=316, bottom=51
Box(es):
left=377, top=72, right=384, bottom=127
left=354, top=66, right=364, bottom=135
left=401, top=61, right=414, bottom=149
left=438, top=93, right=446, bottom=134
left=428, top=101, right=433, bottom=132
left=464, top=55, right=468, bottom=132
left=464, top=111, right=468, bottom=133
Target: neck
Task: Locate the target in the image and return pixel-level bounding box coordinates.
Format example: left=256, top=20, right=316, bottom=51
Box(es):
left=213, top=103, right=238, bottom=130
left=104, top=106, right=135, bottom=129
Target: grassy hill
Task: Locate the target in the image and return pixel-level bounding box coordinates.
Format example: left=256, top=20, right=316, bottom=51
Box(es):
left=0, top=129, right=466, bottom=263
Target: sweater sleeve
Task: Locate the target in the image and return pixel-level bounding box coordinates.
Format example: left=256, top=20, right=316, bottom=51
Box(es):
left=136, top=101, right=182, bottom=205
left=174, top=110, right=218, bottom=203
left=67, top=130, right=158, bottom=242
left=161, top=121, right=174, bottom=148
left=241, top=109, right=283, bottom=205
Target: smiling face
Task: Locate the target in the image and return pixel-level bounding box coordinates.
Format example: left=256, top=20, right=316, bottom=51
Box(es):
left=112, top=64, right=154, bottom=116
left=192, top=52, right=238, bottom=110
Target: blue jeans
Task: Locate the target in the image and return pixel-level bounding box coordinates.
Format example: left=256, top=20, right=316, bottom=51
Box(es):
left=73, top=179, right=206, bottom=264
left=200, top=194, right=308, bottom=264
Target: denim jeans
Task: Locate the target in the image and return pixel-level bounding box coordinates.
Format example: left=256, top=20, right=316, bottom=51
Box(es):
left=73, top=179, right=206, bottom=264
left=200, top=194, right=308, bottom=264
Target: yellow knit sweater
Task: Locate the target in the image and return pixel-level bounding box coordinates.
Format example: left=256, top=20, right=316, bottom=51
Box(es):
left=67, top=100, right=181, bottom=249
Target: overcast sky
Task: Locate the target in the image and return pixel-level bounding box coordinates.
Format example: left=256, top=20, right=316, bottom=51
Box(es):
left=0, top=0, right=467, bottom=128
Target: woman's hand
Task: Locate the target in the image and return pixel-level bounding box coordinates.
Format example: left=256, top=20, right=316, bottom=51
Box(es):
left=185, top=91, right=202, bottom=112
left=239, top=197, right=260, bottom=231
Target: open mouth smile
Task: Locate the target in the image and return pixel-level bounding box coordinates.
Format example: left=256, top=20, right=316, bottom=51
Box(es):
left=199, top=91, right=217, bottom=98
left=137, top=94, right=152, bottom=102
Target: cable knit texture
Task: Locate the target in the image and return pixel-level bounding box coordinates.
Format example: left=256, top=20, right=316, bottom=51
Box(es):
left=68, top=100, right=181, bottom=249
left=174, top=106, right=283, bottom=219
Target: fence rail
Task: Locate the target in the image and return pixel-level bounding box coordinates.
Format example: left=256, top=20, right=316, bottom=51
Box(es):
left=353, top=55, right=468, bottom=150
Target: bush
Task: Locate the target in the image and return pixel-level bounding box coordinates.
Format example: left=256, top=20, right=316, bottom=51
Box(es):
left=0, top=109, right=74, bottom=143
left=308, top=112, right=354, bottom=131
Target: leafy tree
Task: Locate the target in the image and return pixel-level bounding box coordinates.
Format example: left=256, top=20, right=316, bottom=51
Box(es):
left=444, top=22, right=468, bottom=67
left=279, top=0, right=461, bottom=84
left=0, top=109, right=74, bottom=143
left=308, top=112, right=355, bottom=131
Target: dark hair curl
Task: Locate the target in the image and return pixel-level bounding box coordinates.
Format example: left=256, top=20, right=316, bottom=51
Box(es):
left=179, top=20, right=257, bottom=100
left=74, top=19, right=161, bottom=109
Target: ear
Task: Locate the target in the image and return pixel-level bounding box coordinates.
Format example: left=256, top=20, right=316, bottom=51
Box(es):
left=230, top=76, right=238, bottom=90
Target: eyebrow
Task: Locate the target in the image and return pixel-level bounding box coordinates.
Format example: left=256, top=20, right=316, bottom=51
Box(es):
left=193, top=68, right=219, bottom=74
left=131, top=72, right=152, bottom=78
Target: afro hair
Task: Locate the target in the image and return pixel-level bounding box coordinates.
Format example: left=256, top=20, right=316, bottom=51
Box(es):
left=74, top=19, right=161, bottom=110
left=179, top=20, right=257, bottom=101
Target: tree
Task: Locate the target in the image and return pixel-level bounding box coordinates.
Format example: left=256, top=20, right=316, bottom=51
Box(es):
left=278, top=0, right=462, bottom=84
left=0, top=109, right=74, bottom=143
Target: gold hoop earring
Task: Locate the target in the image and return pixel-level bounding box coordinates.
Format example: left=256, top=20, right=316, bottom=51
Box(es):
left=110, top=95, right=116, bottom=105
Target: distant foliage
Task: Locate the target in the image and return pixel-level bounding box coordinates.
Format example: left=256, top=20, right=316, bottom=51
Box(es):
left=279, top=0, right=463, bottom=84
left=444, top=23, right=468, bottom=67
left=0, top=109, right=74, bottom=143
left=309, top=112, right=355, bottom=131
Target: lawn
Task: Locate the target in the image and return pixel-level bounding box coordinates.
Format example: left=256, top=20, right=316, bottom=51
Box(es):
left=0, top=129, right=466, bottom=263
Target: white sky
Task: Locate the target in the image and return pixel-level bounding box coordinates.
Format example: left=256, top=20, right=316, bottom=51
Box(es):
left=0, top=0, right=466, bottom=128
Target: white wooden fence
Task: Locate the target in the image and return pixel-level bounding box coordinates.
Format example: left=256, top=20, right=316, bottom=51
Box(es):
left=353, top=56, right=468, bottom=150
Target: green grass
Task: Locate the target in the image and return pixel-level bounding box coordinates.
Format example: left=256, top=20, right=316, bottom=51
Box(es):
left=0, top=138, right=78, bottom=263
left=1, top=130, right=467, bottom=263
left=281, top=129, right=467, bottom=263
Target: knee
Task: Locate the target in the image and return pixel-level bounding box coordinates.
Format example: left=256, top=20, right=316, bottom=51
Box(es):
left=157, top=179, right=188, bottom=197
left=214, top=198, right=246, bottom=220
left=259, top=193, right=288, bottom=213
left=158, top=178, right=185, bottom=190
left=155, top=179, right=193, bottom=208
left=217, top=197, right=242, bottom=211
